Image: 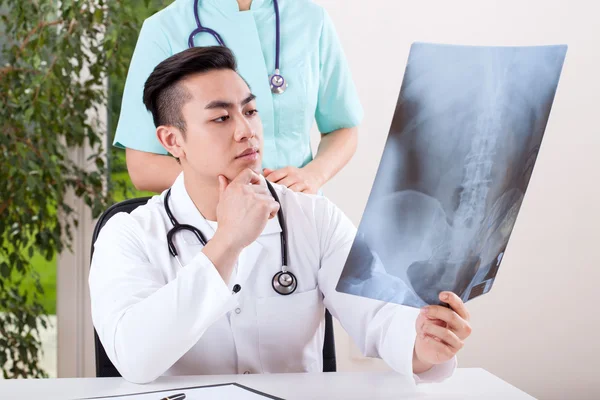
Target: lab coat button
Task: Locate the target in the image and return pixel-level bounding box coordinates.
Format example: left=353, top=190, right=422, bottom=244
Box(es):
left=235, top=308, right=241, bottom=314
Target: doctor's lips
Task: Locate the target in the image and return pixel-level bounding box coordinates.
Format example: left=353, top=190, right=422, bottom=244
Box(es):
left=235, top=147, right=260, bottom=161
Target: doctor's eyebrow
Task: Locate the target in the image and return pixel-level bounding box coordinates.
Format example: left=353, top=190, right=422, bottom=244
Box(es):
left=205, top=94, right=256, bottom=110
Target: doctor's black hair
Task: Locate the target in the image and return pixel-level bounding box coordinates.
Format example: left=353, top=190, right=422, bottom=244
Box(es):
left=143, top=46, right=238, bottom=135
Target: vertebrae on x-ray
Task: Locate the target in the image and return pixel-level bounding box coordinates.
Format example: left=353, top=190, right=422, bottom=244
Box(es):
left=362, top=67, right=526, bottom=305
left=337, top=43, right=566, bottom=307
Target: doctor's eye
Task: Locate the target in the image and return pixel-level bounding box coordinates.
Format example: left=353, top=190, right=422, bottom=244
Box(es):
left=245, top=109, right=258, bottom=116
left=213, top=115, right=230, bottom=123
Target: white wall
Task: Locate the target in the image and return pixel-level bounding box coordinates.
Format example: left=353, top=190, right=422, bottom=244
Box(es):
left=314, top=1, right=600, bottom=399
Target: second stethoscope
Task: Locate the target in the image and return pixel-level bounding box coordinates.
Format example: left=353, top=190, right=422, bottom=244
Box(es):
left=188, top=0, right=288, bottom=94
left=164, top=180, right=298, bottom=295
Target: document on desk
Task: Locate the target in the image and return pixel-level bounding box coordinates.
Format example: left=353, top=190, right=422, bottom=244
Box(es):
left=81, top=383, right=283, bottom=400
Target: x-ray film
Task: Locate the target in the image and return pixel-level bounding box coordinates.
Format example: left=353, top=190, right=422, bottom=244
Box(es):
left=336, top=42, right=567, bottom=307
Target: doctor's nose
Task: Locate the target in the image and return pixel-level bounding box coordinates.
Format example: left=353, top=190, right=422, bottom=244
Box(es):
left=233, top=116, right=256, bottom=142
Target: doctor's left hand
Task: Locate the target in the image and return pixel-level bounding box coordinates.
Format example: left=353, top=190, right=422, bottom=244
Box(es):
left=263, top=166, right=323, bottom=194
left=412, top=292, right=472, bottom=374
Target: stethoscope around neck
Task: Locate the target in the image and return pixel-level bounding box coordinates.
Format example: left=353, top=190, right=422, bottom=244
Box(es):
left=164, top=180, right=298, bottom=295
left=188, top=0, right=287, bottom=94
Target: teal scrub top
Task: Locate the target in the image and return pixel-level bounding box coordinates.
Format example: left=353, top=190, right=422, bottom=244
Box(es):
left=113, top=0, right=363, bottom=170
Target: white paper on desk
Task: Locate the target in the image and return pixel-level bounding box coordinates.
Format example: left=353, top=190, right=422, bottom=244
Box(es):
left=82, top=383, right=282, bottom=400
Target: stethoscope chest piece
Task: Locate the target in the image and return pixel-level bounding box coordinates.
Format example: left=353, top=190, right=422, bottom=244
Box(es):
left=272, top=268, right=297, bottom=295
left=269, top=70, right=287, bottom=94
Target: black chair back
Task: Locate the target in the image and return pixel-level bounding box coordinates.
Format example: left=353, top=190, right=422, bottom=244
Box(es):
left=90, top=197, right=336, bottom=377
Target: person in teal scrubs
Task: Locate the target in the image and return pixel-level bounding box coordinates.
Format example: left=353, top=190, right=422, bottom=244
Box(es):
left=115, top=0, right=363, bottom=194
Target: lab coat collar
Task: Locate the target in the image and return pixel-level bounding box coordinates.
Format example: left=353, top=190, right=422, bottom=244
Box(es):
left=168, top=172, right=217, bottom=242
left=168, top=172, right=282, bottom=239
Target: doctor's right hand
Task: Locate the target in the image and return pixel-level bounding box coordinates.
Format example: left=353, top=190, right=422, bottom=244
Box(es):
left=215, top=168, right=280, bottom=249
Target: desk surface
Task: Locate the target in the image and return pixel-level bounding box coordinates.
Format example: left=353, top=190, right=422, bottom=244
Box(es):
left=1, top=368, right=534, bottom=400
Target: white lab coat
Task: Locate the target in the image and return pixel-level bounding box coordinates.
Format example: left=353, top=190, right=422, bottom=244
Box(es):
left=89, top=173, right=455, bottom=384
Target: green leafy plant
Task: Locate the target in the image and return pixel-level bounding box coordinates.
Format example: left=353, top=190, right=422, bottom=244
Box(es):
left=0, top=0, right=171, bottom=378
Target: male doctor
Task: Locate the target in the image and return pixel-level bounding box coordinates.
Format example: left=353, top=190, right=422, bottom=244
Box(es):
left=89, top=46, right=472, bottom=384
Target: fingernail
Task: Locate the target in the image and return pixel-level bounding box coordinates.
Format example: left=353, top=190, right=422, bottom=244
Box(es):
left=421, top=307, right=428, bottom=315
left=441, top=293, right=449, bottom=301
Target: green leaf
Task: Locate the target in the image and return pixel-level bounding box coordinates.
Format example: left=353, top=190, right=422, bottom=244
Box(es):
left=0, top=263, right=9, bottom=279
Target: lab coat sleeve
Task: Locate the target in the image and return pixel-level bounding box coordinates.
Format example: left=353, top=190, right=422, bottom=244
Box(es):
left=89, top=212, right=239, bottom=384
left=112, top=18, right=171, bottom=154
left=314, top=8, right=364, bottom=134
left=315, top=198, right=456, bottom=384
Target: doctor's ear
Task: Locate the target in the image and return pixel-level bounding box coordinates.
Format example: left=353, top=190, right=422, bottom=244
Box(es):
left=157, top=125, right=186, bottom=161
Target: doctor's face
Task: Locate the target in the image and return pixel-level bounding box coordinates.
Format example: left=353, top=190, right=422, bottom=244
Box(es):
left=177, top=69, right=263, bottom=182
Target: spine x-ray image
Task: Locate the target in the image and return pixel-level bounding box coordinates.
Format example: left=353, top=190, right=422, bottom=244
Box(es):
left=336, top=42, right=567, bottom=308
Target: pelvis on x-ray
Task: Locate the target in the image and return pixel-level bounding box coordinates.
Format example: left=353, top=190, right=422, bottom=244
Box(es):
left=336, top=43, right=567, bottom=307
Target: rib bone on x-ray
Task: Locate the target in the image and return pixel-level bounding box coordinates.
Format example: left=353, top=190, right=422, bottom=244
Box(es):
left=336, top=43, right=567, bottom=308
